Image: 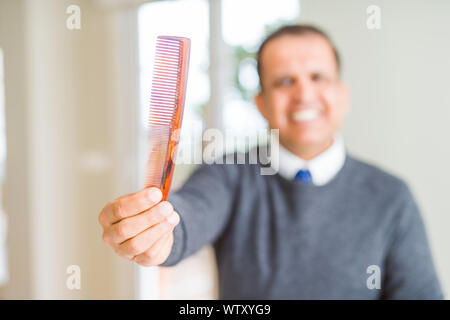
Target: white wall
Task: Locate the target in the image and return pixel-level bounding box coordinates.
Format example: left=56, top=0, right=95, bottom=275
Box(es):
left=0, top=0, right=32, bottom=298
left=0, top=0, right=139, bottom=299
left=301, top=0, right=450, bottom=298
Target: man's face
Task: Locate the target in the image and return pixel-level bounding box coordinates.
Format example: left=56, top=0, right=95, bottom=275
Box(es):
left=255, top=34, right=349, bottom=156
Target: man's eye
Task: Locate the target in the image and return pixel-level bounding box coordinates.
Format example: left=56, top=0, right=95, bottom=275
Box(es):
left=311, top=73, right=325, bottom=82
left=277, top=78, right=293, bottom=86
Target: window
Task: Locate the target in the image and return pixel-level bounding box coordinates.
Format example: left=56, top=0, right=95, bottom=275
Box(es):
left=222, top=0, right=300, bottom=152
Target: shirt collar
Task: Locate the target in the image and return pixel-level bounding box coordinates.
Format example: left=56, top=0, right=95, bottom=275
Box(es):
left=276, top=132, right=346, bottom=186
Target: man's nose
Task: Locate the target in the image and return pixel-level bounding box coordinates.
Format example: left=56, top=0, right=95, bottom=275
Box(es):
left=292, top=77, right=316, bottom=103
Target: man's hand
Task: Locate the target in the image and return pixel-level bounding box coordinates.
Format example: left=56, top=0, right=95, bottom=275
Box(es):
left=98, top=187, right=180, bottom=266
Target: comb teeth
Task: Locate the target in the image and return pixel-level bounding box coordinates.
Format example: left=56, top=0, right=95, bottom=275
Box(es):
left=149, top=37, right=184, bottom=126
left=145, top=35, right=190, bottom=198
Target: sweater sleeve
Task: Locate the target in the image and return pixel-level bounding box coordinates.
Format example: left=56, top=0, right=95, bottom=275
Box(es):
left=381, top=184, right=444, bottom=299
left=159, top=161, right=239, bottom=266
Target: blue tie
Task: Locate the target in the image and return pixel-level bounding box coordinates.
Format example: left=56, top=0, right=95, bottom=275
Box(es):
left=295, top=169, right=312, bottom=184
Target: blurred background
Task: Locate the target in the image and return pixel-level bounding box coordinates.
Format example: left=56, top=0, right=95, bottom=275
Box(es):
left=0, top=0, right=449, bottom=299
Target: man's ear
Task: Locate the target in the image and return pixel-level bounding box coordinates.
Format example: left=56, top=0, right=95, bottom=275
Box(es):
left=254, top=92, right=268, bottom=120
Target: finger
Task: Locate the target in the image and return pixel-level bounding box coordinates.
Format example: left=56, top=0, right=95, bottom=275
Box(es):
left=118, top=217, right=176, bottom=260
left=106, top=201, right=174, bottom=244
left=133, top=232, right=173, bottom=266
left=116, top=211, right=180, bottom=260
left=103, top=187, right=163, bottom=225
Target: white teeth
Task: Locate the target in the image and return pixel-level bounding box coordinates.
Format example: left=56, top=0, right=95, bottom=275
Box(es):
left=292, top=109, right=321, bottom=122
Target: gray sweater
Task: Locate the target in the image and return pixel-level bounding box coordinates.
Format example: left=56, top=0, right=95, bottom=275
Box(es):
left=162, top=150, right=443, bottom=299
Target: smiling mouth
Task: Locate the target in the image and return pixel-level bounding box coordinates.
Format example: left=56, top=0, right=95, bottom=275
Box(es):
left=291, top=109, right=322, bottom=122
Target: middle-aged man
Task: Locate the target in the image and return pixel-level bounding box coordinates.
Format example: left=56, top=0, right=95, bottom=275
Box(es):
left=99, top=25, right=443, bottom=299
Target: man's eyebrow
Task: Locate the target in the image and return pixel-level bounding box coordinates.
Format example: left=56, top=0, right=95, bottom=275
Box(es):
left=270, top=74, right=293, bottom=85
left=273, top=70, right=326, bottom=79
left=273, top=73, right=293, bottom=79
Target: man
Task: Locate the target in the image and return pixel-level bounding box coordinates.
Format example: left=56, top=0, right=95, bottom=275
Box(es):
left=98, top=25, right=443, bottom=299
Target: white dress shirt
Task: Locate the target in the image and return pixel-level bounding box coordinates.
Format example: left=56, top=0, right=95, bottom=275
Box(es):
left=276, top=132, right=346, bottom=186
